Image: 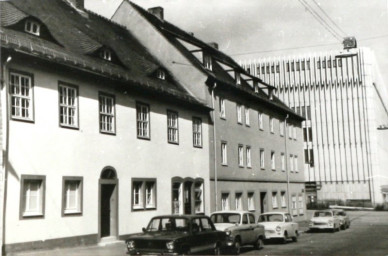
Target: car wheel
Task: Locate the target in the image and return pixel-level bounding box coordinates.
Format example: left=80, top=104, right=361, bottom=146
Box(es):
left=254, top=237, right=264, bottom=250
left=213, top=243, right=221, bottom=255
left=292, top=231, right=298, bottom=242
left=282, top=232, right=288, bottom=244
left=234, top=238, right=241, bottom=255
left=341, top=224, right=345, bottom=230
left=337, top=225, right=341, bottom=232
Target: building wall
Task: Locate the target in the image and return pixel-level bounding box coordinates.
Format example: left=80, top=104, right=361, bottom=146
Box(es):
left=3, top=59, right=210, bottom=247
left=240, top=47, right=388, bottom=204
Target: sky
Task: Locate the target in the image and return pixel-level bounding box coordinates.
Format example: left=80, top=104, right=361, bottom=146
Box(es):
left=86, top=0, right=388, bottom=81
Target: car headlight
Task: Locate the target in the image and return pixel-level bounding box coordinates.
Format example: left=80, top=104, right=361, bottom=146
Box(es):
left=225, top=230, right=232, bottom=236
left=166, top=241, right=174, bottom=250
left=127, top=240, right=135, bottom=249
left=276, top=226, right=281, bottom=232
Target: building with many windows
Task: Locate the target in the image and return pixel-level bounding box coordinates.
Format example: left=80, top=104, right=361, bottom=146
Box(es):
left=0, top=0, right=211, bottom=253
left=240, top=43, right=388, bottom=206
left=112, top=1, right=306, bottom=220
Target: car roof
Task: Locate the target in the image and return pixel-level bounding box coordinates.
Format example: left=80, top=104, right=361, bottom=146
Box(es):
left=211, top=210, right=253, bottom=215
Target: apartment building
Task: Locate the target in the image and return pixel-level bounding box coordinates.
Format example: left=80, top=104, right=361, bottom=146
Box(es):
left=240, top=42, right=388, bottom=205
left=112, top=1, right=306, bottom=220
left=0, top=0, right=211, bottom=253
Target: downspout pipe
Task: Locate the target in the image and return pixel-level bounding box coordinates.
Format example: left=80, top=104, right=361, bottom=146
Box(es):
left=211, top=82, right=218, bottom=211
left=284, top=114, right=291, bottom=212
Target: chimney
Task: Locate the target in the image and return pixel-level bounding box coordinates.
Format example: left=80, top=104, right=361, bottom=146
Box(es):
left=208, top=42, right=219, bottom=50
left=67, top=0, right=84, bottom=9
left=343, top=36, right=357, bottom=50
left=148, top=7, right=164, bottom=20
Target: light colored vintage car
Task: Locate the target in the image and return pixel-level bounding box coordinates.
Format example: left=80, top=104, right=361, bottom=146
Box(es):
left=333, top=209, right=350, bottom=230
left=210, top=210, right=265, bottom=254
left=309, top=209, right=341, bottom=232
left=258, top=212, right=299, bottom=243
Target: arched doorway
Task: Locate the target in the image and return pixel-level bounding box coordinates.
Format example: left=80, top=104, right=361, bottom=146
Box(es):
left=99, top=167, right=118, bottom=242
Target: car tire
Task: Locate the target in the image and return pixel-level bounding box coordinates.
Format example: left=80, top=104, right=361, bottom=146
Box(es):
left=337, top=225, right=341, bottom=232
left=254, top=237, right=264, bottom=250
left=234, top=238, right=241, bottom=255
left=282, top=232, right=288, bottom=244
left=292, top=231, right=298, bottom=242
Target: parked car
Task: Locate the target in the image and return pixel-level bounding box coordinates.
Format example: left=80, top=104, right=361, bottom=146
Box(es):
left=309, top=209, right=341, bottom=232
left=125, top=215, right=227, bottom=255
left=258, top=212, right=299, bottom=243
left=210, top=210, right=265, bottom=254
left=333, top=209, right=350, bottom=229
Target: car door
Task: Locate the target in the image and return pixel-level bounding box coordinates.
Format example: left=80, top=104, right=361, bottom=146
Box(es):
left=247, top=213, right=257, bottom=243
left=286, top=214, right=297, bottom=236
left=240, top=213, right=251, bottom=244
left=190, top=217, right=215, bottom=254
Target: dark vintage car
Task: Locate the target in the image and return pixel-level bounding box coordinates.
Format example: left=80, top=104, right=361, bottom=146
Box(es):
left=125, top=215, right=227, bottom=255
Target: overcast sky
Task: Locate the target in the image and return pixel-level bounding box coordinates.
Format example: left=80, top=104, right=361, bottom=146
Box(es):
left=86, top=0, right=388, bottom=81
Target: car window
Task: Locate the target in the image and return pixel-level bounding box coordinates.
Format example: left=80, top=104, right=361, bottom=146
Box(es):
left=248, top=214, right=255, bottom=224
left=147, top=217, right=189, bottom=232
left=258, top=214, right=283, bottom=222
left=284, top=214, right=290, bottom=222
left=211, top=213, right=240, bottom=224
left=286, top=214, right=292, bottom=222
left=200, top=218, right=213, bottom=231
left=192, top=218, right=202, bottom=233
left=242, top=214, right=248, bottom=224
left=314, top=211, right=332, bottom=217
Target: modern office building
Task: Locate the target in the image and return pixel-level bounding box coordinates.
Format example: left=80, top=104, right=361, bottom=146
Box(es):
left=240, top=42, right=388, bottom=205
left=112, top=1, right=306, bottom=220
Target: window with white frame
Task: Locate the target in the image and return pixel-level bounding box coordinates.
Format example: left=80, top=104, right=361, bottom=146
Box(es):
left=221, top=193, right=230, bottom=210
left=194, top=182, right=204, bottom=214
left=246, top=146, right=252, bottom=168
left=280, top=120, right=284, bottom=136
left=260, top=149, right=265, bottom=169
left=99, top=93, right=115, bottom=134
left=204, top=54, right=212, bottom=70
left=25, top=19, right=40, bottom=35
left=247, top=192, right=255, bottom=211
left=20, top=175, right=45, bottom=218
left=235, top=193, right=242, bottom=210
left=157, top=69, right=166, bottom=80
left=245, top=108, right=250, bottom=126
left=63, top=177, right=82, bottom=215
left=10, top=72, right=34, bottom=121
left=271, top=151, right=276, bottom=170
left=136, top=103, right=150, bottom=139
left=299, top=195, right=304, bottom=215
left=235, top=72, right=241, bottom=85
left=294, top=155, right=298, bottom=172
left=167, top=110, right=179, bottom=144
left=258, top=112, right=263, bottom=130
left=290, top=154, right=294, bottom=172
left=270, top=116, right=274, bottom=133
left=237, top=104, right=243, bottom=124
left=192, top=117, right=202, bottom=147
left=281, top=191, right=287, bottom=208
left=272, top=192, right=278, bottom=209
left=219, top=97, right=226, bottom=119
left=59, top=83, right=78, bottom=128
left=238, top=145, right=244, bottom=167
left=281, top=153, right=285, bottom=171
left=132, top=179, right=156, bottom=210
left=100, top=49, right=112, bottom=61
left=221, top=142, right=228, bottom=165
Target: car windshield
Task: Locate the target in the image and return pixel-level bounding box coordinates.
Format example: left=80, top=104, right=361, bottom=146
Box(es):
left=211, top=213, right=241, bottom=224
left=258, top=214, right=284, bottom=222
left=314, top=211, right=333, bottom=217
left=146, top=217, right=189, bottom=232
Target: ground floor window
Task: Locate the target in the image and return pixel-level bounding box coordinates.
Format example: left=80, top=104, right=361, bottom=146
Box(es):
left=132, top=178, right=157, bottom=211
left=298, top=195, right=304, bottom=215
left=272, top=192, right=278, bottom=209
left=62, top=177, right=83, bottom=215
left=235, top=193, right=242, bottom=210
left=172, top=177, right=204, bottom=215
left=20, top=175, right=45, bottom=218
left=221, top=193, right=230, bottom=210
left=281, top=191, right=287, bottom=208
left=247, top=192, right=255, bottom=211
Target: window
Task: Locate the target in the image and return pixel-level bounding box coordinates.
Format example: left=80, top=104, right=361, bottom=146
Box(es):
left=293, top=126, right=297, bottom=140
left=245, top=108, right=250, bottom=126
left=258, top=112, right=263, bottom=130
left=299, top=195, right=304, bottom=215
left=10, top=72, right=34, bottom=121
left=281, top=153, right=285, bottom=171
left=238, top=145, right=244, bottom=167
left=301, top=61, right=305, bottom=70
left=20, top=175, right=45, bottom=218
left=192, top=117, right=202, bottom=147
left=271, top=151, right=276, bottom=170
left=328, top=60, right=331, bottom=68
left=276, top=64, right=280, bottom=73
left=280, top=120, right=284, bottom=136
left=291, top=62, right=294, bottom=71
left=333, top=60, right=337, bottom=68
left=309, top=149, right=314, bottom=167
left=290, top=154, right=294, bottom=172
left=237, top=104, right=243, bottom=124
left=99, top=93, right=115, bottom=134
left=303, top=128, right=308, bottom=142
left=100, top=49, right=112, bottom=61
left=260, top=149, right=265, bottom=169
left=306, top=106, right=311, bottom=120
left=292, top=196, right=297, bottom=216
left=219, top=97, right=226, bottom=119
left=296, top=62, right=300, bottom=71
left=322, top=61, right=326, bottom=69
left=288, top=124, right=293, bottom=139
left=157, top=69, right=166, bottom=80
left=261, top=66, right=265, bottom=74
left=204, top=54, right=212, bottom=70
left=247, top=192, right=255, bottom=211
left=235, top=72, right=241, bottom=85
left=272, top=192, right=278, bottom=209
left=167, top=110, right=179, bottom=144
left=286, top=63, right=290, bottom=72
left=307, top=60, right=310, bottom=70
left=62, top=177, right=82, bottom=215
left=338, top=59, right=342, bottom=67
left=294, top=155, right=299, bottom=172
left=59, top=83, right=78, bottom=128
left=221, top=142, right=228, bottom=165
left=246, top=146, right=252, bottom=168
left=221, top=193, right=230, bottom=210
left=194, top=182, right=204, bottom=214
left=25, top=19, right=40, bottom=35
left=235, top=193, right=242, bottom=210
left=317, top=61, right=321, bottom=69
left=137, top=103, right=150, bottom=139
left=132, top=179, right=157, bottom=210
left=270, top=116, right=274, bottom=133
left=281, top=192, right=287, bottom=208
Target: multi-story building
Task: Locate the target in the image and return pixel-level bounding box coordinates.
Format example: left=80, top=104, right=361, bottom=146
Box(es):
left=112, top=1, right=306, bottom=219
left=240, top=43, right=388, bottom=205
left=0, top=0, right=211, bottom=253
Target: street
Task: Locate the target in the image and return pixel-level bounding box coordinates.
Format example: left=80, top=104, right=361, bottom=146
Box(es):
left=10, top=210, right=388, bottom=256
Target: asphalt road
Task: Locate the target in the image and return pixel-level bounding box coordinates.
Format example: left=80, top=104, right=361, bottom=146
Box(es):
left=242, top=210, right=388, bottom=256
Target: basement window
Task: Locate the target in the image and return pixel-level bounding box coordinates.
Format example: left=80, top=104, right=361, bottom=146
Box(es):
left=25, top=20, right=40, bottom=36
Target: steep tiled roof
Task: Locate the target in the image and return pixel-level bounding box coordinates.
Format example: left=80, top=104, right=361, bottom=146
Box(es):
left=0, top=0, right=207, bottom=108
left=128, top=1, right=304, bottom=121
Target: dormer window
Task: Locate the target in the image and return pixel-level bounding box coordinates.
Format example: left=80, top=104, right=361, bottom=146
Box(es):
left=235, top=72, right=241, bottom=85
left=25, top=20, right=40, bottom=36
left=203, top=54, right=212, bottom=71
left=100, top=49, right=112, bottom=61
left=254, top=82, right=259, bottom=93
left=157, top=69, right=166, bottom=80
